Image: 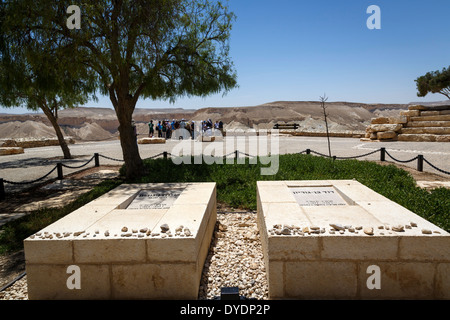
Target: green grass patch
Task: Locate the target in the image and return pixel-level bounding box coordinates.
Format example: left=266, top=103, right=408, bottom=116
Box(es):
left=0, top=179, right=123, bottom=255
left=2, top=153, right=448, bottom=255
left=129, top=154, right=450, bottom=232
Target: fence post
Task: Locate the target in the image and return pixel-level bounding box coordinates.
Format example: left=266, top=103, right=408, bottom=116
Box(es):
left=306, top=149, right=311, bottom=155
left=163, top=151, right=168, bottom=160
left=235, top=150, right=239, bottom=159
left=417, top=155, right=424, bottom=172
left=94, top=153, right=100, bottom=167
left=0, top=178, right=5, bottom=201
left=57, top=163, right=63, bottom=180
left=380, top=148, right=386, bottom=162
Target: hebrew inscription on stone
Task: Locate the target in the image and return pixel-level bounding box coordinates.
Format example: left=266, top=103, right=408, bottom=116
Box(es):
left=290, top=187, right=348, bottom=207
left=127, top=189, right=183, bottom=210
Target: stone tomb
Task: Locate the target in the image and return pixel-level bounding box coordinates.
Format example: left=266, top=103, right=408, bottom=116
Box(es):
left=257, top=180, right=450, bottom=299
left=24, top=182, right=216, bottom=300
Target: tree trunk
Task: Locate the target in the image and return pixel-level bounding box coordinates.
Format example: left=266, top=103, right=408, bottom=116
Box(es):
left=41, top=105, right=72, bottom=159
left=115, top=101, right=145, bottom=180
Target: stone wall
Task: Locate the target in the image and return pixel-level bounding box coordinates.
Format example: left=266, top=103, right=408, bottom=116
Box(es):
left=0, top=137, right=75, bottom=149
left=363, top=104, right=450, bottom=142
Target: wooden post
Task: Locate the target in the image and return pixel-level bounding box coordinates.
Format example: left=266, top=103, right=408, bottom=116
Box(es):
left=94, top=153, right=100, bottom=167
left=0, top=178, right=5, bottom=201
left=57, top=163, right=63, bottom=180
left=417, top=155, right=424, bottom=172
left=380, top=148, right=386, bottom=162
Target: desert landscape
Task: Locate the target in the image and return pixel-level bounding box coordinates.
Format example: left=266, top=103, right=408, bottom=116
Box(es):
left=0, top=101, right=411, bottom=142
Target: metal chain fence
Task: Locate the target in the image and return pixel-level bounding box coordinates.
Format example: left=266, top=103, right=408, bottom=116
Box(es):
left=1, top=148, right=449, bottom=201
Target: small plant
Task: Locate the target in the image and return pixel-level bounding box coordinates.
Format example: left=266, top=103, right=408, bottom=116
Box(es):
left=319, top=93, right=332, bottom=158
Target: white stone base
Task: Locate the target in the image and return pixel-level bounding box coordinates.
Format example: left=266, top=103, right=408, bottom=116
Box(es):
left=24, top=182, right=216, bottom=300
left=257, top=180, right=450, bottom=299
left=138, top=138, right=166, bottom=144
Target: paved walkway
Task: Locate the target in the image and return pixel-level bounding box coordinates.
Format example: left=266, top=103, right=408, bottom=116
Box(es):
left=0, top=135, right=449, bottom=195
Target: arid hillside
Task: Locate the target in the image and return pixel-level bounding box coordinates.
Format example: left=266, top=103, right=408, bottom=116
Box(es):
left=0, top=101, right=409, bottom=141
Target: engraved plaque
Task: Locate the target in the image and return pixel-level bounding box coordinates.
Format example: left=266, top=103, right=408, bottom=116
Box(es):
left=127, top=189, right=183, bottom=210
left=290, top=186, right=347, bottom=207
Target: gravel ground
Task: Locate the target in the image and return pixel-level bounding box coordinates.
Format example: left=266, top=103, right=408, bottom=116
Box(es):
left=198, top=211, right=268, bottom=300
left=0, top=211, right=268, bottom=301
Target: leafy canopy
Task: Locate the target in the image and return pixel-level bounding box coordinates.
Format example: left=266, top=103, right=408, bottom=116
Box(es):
left=0, top=1, right=97, bottom=111
left=415, top=66, right=450, bottom=100
left=6, top=0, right=238, bottom=110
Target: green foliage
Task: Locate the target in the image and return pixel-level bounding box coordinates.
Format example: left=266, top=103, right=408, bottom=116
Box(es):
left=415, top=66, right=450, bottom=99
left=4, top=0, right=238, bottom=178
left=0, top=1, right=97, bottom=112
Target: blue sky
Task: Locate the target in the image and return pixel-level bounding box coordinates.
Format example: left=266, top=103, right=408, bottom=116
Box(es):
left=2, top=0, right=449, bottom=114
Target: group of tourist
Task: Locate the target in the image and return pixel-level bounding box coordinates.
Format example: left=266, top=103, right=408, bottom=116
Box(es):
left=147, top=119, right=224, bottom=140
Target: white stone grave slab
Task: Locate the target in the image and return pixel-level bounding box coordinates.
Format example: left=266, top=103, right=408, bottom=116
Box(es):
left=257, top=180, right=450, bottom=300
left=24, top=182, right=216, bottom=300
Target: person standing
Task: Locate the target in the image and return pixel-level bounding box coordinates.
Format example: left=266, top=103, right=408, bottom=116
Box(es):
left=157, top=121, right=162, bottom=137
left=148, top=120, right=154, bottom=138
left=219, top=120, right=224, bottom=136
left=162, top=120, right=167, bottom=139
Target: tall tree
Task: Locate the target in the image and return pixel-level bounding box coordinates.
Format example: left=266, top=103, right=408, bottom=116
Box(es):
left=0, top=3, right=97, bottom=159
left=415, top=66, right=450, bottom=100
left=8, top=0, right=238, bottom=179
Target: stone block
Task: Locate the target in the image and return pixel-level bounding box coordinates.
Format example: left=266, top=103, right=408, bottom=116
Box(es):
left=266, top=261, right=284, bottom=299
left=321, top=236, right=399, bottom=261
left=401, top=127, right=450, bottom=135
left=137, top=138, right=166, bottom=144
left=421, top=110, right=450, bottom=116
left=371, top=117, right=389, bottom=124
left=369, top=124, right=402, bottom=133
left=358, top=262, right=435, bottom=299
left=74, top=238, right=147, bottom=264
left=399, top=236, right=450, bottom=261
left=406, top=121, right=450, bottom=128
left=0, top=147, right=24, bottom=156
left=24, top=239, right=73, bottom=264
left=24, top=182, right=216, bottom=300
left=410, top=115, right=450, bottom=122
left=436, top=263, right=450, bottom=299
left=377, top=131, right=397, bottom=140
left=257, top=180, right=450, bottom=300
left=436, top=135, right=450, bottom=142
left=285, top=261, right=358, bottom=299
left=0, top=139, right=18, bottom=147
left=408, top=105, right=428, bottom=111
left=400, top=110, right=421, bottom=117
left=268, top=236, right=320, bottom=261
left=388, top=116, right=408, bottom=124
left=26, top=264, right=111, bottom=300
left=397, top=134, right=437, bottom=142
left=111, top=263, right=198, bottom=300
